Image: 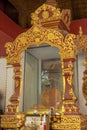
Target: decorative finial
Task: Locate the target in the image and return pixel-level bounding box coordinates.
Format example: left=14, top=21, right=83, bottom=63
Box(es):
left=45, top=0, right=58, bottom=7
left=79, top=26, right=83, bottom=37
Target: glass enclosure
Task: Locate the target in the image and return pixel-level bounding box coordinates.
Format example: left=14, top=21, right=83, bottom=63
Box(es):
left=23, top=44, right=82, bottom=113
left=23, top=44, right=63, bottom=113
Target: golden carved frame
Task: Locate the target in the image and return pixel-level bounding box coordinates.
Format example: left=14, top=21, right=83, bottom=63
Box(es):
left=5, top=23, right=77, bottom=111
left=1, top=2, right=87, bottom=130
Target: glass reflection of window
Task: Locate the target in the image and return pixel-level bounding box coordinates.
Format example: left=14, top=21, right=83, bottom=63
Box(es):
left=24, top=46, right=63, bottom=112
left=41, top=59, right=63, bottom=92
left=41, top=70, right=50, bottom=91
left=40, top=59, right=62, bottom=108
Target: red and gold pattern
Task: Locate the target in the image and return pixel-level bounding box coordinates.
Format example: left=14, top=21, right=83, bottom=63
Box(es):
left=1, top=1, right=87, bottom=130
left=31, top=3, right=71, bottom=31
left=1, top=113, right=26, bottom=129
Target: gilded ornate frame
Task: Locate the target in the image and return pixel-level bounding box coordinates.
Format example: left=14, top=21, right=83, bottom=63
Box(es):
left=1, top=2, right=87, bottom=130
left=5, top=23, right=77, bottom=114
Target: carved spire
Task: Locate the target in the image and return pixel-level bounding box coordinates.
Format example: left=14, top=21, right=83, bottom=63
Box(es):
left=79, top=26, right=83, bottom=37
left=45, top=0, right=58, bottom=7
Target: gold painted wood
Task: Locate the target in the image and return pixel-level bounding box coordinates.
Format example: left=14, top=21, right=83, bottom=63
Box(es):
left=2, top=1, right=87, bottom=130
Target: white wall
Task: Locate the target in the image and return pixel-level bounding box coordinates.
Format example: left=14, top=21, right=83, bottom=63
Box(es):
left=0, top=58, right=7, bottom=112
left=5, top=65, right=14, bottom=107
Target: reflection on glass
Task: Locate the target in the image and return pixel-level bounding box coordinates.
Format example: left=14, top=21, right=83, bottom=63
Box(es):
left=24, top=45, right=63, bottom=113
left=41, top=59, right=62, bottom=109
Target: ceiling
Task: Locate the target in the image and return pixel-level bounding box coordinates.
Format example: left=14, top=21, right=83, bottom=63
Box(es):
left=1, top=0, right=87, bottom=28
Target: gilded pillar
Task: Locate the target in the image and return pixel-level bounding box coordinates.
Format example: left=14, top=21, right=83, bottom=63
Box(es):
left=59, top=33, right=80, bottom=115
left=62, top=58, right=79, bottom=115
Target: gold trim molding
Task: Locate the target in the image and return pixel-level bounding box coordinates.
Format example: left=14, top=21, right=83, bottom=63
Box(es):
left=52, top=115, right=87, bottom=130
left=5, top=24, right=77, bottom=65
left=1, top=113, right=26, bottom=129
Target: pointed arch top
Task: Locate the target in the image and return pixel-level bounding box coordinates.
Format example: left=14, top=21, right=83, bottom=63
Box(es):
left=5, top=24, right=66, bottom=64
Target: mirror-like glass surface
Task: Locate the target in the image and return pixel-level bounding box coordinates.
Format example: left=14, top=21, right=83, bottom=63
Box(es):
left=23, top=44, right=63, bottom=113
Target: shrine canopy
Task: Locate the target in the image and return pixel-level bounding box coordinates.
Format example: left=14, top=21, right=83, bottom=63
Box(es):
left=30, top=0, right=71, bottom=33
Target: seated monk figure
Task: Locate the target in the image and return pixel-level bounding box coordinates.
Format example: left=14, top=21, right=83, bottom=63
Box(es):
left=32, top=61, right=62, bottom=111
left=32, top=86, right=62, bottom=110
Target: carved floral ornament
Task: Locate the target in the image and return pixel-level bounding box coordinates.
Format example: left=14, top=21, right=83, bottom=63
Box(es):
left=31, top=3, right=71, bottom=30
left=31, top=4, right=61, bottom=24
left=5, top=24, right=77, bottom=64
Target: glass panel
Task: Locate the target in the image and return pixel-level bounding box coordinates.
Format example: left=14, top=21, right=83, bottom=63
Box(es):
left=41, top=59, right=63, bottom=108
left=23, top=45, right=63, bottom=113
left=24, top=51, right=39, bottom=113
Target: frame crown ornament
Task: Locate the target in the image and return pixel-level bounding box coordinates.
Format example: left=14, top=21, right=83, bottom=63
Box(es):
left=31, top=3, right=71, bottom=31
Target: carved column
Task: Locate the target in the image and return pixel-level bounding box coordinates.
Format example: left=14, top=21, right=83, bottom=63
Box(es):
left=61, top=58, right=79, bottom=115
left=8, top=63, right=22, bottom=113
left=58, top=33, right=80, bottom=115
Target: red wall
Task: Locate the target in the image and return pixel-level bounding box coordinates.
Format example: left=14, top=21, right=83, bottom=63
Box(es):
left=0, top=30, right=13, bottom=56
left=0, top=10, right=23, bottom=39
left=70, top=18, right=87, bottom=35
left=0, top=10, right=24, bottom=57
left=0, top=1, right=5, bottom=11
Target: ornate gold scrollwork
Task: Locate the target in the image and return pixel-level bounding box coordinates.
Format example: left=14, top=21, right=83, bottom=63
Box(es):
left=60, top=33, right=76, bottom=60
left=31, top=3, right=71, bottom=30
left=52, top=115, right=87, bottom=130
left=5, top=24, right=64, bottom=65
left=1, top=113, right=26, bottom=129
left=69, top=88, right=76, bottom=100
left=67, top=61, right=73, bottom=85
left=31, top=4, right=61, bottom=25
